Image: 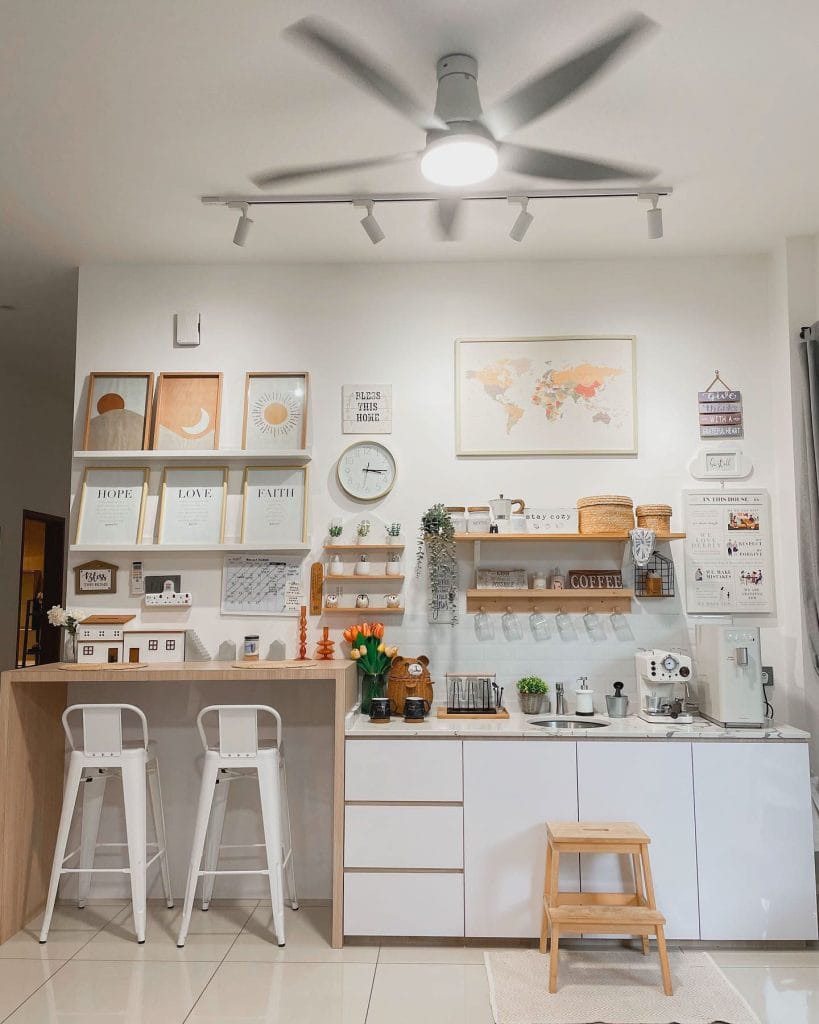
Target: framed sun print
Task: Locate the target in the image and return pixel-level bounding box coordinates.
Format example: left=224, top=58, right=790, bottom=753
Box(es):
left=241, top=466, right=309, bottom=544
left=157, top=466, right=228, bottom=545
left=455, top=336, right=637, bottom=456
left=242, top=373, right=309, bottom=451
left=82, top=372, right=154, bottom=450
left=75, top=467, right=148, bottom=545
left=152, top=372, right=222, bottom=450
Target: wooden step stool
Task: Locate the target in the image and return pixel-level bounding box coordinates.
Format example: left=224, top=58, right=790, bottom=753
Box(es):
left=539, top=821, right=672, bottom=996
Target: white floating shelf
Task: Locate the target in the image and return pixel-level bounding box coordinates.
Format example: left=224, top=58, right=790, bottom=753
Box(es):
left=73, top=449, right=312, bottom=465
left=70, top=542, right=312, bottom=554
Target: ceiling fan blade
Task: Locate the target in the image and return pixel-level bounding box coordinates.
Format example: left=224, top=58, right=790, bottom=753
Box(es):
left=435, top=197, right=462, bottom=240
left=481, top=13, right=655, bottom=139
left=285, top=17, right=447, bottom=133
left=252, top=151, right=420, bottom=189
left=501, top=142, right=656, bottom=182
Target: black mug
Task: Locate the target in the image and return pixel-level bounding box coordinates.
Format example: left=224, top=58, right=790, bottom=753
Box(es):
left=403, top=696, right=431, bottom=720
left=369, top=697, right=396, bottom=723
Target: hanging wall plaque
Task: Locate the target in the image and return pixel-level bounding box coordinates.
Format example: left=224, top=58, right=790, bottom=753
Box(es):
left=342, top=384, right=393, bottom=434
left=698, top=371, right=743, bottom=439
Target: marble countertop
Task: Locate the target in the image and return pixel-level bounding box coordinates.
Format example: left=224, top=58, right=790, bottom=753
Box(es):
left=345, top=709, right=808, bottom=741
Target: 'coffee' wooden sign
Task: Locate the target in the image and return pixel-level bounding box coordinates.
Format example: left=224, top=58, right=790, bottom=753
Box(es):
left=567, top=569, right=623, bottom=589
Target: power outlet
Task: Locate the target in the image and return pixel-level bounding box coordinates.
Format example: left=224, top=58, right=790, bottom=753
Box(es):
left=762, top=665, right=774, bottom=688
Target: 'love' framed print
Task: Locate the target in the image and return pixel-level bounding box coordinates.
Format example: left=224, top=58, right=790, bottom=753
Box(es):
left=75, top=467, right=148, bottom=545
left=242, top=373, right=309, bottom=451
left=157, top=466, right=228, bottom=545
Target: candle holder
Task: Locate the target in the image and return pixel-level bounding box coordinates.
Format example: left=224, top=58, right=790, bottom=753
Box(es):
left=315, top=627, right=335, bottom=660
left=296, top=605, right=309, bottom=660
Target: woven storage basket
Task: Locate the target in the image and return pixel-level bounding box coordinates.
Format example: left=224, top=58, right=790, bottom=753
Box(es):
left=635, top=504, right=673, bottom=534
left=576, top=495, right=634, bottom=534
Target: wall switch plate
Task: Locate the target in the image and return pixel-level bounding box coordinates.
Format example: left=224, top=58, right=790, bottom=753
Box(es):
left=174, top=311, right=201, bottom=347
left=762, top=665, right=774, bottom=688
left=145, top=591, right=192, bottom=606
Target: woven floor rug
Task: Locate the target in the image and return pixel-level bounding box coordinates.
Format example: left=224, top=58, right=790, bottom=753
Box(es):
left=484, top=949, right=760, bottom=1024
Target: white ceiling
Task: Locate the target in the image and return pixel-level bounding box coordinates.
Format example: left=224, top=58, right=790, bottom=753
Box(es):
left=3, top=0, right=819, bottom=376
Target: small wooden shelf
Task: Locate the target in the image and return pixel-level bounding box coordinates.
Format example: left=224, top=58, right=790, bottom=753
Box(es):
left=73, top=449, right=312, bottom=465
left=324, top=575, right=405, bottom=582
left=454, top=532, right=685, bottom=542
left=322, top=606, right=405, bottom=614
left=324, top=544, right=405, bottom=551
left=70, top=542, right=312, bottom=555
left=466, top=587, right=634, bottom=613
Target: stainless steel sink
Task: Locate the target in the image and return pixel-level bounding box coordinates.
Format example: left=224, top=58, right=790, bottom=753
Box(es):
left=529, top=718, right=611, bottom=730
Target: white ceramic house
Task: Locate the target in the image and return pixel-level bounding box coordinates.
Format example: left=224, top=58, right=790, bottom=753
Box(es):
left=122, top=629, right=186, bottom=664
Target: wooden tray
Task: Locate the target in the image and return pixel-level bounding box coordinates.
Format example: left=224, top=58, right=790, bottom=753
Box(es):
left=107, top=662, right=147, bottom=670
left=436, top=707, right=510, bottom=720
left=57, top=662, right=102, bottom=672
left=231, top=659, right=320, bottom=669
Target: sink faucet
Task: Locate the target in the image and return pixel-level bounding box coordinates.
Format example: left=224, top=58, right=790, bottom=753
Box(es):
left=555, top=683, right=566, bottom=715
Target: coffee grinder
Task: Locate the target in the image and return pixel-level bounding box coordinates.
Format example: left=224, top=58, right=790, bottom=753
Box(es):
left=635, top=649, right=694, bottom=724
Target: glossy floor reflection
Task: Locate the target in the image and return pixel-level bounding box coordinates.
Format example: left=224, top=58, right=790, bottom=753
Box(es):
left=1, top=902, right=818, bottom=1023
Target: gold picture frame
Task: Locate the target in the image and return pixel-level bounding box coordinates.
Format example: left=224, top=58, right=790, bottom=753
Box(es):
left=153, top=372, right=223, bottom=450
left=75, top=466, right=149, bottom=545
left=241, top=465, right=309, bottom=544
left=157, top=465, right=228, bottom=545
left=82, top=372, right=154, bottom=450
left=242, top=372, right=309, bottom=451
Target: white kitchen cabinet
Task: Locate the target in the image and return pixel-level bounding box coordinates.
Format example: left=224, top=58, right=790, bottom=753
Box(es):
left=344, top=872, right=464, bottom=936
left=693, top=742, right=818, bottom=940
left=463, top=740, right=579, bottom=938
left=344, top=804, right=463, bottom=869
left=576, top=741, right=700, bottom=939
left=345, top=739, right=462, bottom=802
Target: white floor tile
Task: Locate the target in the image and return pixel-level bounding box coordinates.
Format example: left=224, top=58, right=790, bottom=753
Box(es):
left=719, top=965, right=819, bottom=1024
left=711, top=948, right=819, bottom=968
left=3, top=960, right=216, bottom=1024
left=25, top=901, right=127, bottom=932
left=0, top=929, right=95, bottom=960
left=186, top=962, right=375, bottom=1023
left=72, top=904, right=244, bottom=962
left=227, top=905, right=377, bottom=963
left=0, top=960, right=64, bottom=1021
left=366, top=963, right=494, bottom=1024
left=378, top=944, right=492, bottom=965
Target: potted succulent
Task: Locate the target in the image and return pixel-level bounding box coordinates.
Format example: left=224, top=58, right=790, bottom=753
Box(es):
left=328, top=519, right=343, bottom=540
left=516, top=676, right=550, bottom=715
left=356, top=519, right=371, bottom=542
left=386, top=522, right=402, bottom=543
left=416, top=504, right=458, bottom=625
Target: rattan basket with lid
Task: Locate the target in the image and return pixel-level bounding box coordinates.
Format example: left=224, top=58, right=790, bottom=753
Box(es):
left=576, top=495, right=635, bottom=534
left=635, top=504, right=673, bottom=534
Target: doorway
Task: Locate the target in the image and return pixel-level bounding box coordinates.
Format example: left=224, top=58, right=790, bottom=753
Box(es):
left=16, top=510, right=66, bottom=667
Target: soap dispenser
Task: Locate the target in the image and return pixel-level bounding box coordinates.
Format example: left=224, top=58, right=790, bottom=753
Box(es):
left=574, top=676, right=595, bottom=716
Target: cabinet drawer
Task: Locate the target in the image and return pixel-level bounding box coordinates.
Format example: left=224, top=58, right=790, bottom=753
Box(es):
left=344, top=871, right=464, bottom=936
left=345, top=739, right=462, bottom=802
left=345, top=805, right=463, bottom=868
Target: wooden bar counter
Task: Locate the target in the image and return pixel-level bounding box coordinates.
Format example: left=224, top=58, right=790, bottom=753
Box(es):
left=0, top=660, right=358, bottom=947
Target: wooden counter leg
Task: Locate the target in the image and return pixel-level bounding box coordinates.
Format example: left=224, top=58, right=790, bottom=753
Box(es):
left=0, top=678, right=68, bottom=943
left=331, top=666, right=358, bottom=949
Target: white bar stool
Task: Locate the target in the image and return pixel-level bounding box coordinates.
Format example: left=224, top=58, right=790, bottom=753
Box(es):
left=177, top=705, right=298, bottom=948
left=39, top=704, right=173, bottom=945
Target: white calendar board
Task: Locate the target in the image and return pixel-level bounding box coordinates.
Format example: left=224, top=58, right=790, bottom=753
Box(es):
left=683, top=489, right=774, bottom=614
left=221, top=555, right=302, bottom=617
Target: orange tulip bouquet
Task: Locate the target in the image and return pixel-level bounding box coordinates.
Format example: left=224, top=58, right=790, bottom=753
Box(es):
left=342, top=621, right=399, bottom=713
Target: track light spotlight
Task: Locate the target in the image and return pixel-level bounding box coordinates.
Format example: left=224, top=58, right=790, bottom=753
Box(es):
left=353, top=201, right=385, bottom=244
left=230, top=203, right=253, bottom=246
left=640, top=193, right=663, bottom=239
left=508, top=197, right=534, bottom=242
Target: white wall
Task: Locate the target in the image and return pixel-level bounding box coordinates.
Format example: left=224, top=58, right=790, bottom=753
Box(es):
left=71, top=255, right=801, bottom=899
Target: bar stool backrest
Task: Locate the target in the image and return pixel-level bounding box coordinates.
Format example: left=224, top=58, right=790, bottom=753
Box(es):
left=62, top=704, right=149, bottom=757
left=197, top=704, right=282, bottom=757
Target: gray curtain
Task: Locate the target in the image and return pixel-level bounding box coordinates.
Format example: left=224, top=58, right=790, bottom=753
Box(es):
left=799, top=336, right=819, bottom=673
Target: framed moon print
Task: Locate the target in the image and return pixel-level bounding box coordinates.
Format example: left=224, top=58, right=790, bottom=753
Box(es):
left=153, top=372, right=222, bottom=450
left=242, top=372, right=308, bottom=451
left=82, top=372, right=154, bottom=450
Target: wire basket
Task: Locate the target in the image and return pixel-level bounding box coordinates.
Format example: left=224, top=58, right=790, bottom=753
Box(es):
left=445, top=673, right=500, bottom=714
left=634, top=552, right=675, bottom=597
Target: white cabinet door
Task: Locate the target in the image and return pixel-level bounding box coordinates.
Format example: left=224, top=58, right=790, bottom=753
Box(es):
left=693, top=742, right=818, bottom=940
left=344, top=872, right=464, bottom=936
left=345, top=739, right=462, bottom=802
left=463, top=740, right=579, bottom=938
left=345, top=805, right=463, bottom=868
left=576, top=741, right=700, bottom=939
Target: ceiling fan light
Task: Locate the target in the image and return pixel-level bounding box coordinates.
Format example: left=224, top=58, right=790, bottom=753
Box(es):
left=421, top=136, right=498, bottom=187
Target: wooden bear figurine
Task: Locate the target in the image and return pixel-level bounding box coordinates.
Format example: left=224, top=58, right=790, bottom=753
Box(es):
left=387, top=654, right=434, bottom=713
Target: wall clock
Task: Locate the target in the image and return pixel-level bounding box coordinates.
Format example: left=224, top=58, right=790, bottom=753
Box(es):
left=337, top=441, right=397, bottom=501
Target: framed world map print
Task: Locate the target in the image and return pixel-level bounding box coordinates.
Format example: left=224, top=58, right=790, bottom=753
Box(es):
left=243, top=373, right=308, bottom=451
left=455, top=336, right=637, bottom=456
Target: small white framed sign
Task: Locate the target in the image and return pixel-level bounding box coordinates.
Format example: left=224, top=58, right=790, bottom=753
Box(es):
left=158, top=466, right=227, bottom=545
left=689, top=445, right=753, bottom=480
left=524, top=506, right=579, bottom=533
left=76, top=467, right=148, bottom=545
left=342, top=383, right=392, bottom=434
left=241, top=466, right=308, bottom=544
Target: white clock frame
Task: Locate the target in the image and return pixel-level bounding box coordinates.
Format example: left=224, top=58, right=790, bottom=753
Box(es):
left=336, top=441, right=397, bottom=502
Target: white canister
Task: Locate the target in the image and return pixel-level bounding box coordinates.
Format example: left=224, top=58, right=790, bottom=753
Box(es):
left=328, top=554, right=344, bottom=577
left=386, top=553, right=402, bottom=576
left=447, top=506, right=467, bottom=533
left=532, top=571, right=547, bottom=590
left=467, top=507, right=491, bottom=533
left=354, top=554, right=370, bottom=576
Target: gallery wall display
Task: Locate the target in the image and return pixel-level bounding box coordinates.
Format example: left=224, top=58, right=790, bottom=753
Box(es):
left=455, top=335, right=637, bottom=456
left=153, top=372, right=222, bottom=450
left=342, top=383, right=393, bottom=433
left=82, top=372, right=154, bottom=450
left=157, top=465, right=228, bottom=544
left=241, top=465, right=308, bottom=543
left=76, top=467, right=148, bottom=545
left=683, top=489, right=774, bottom=614
left=243, top=372, right=309, bottom=451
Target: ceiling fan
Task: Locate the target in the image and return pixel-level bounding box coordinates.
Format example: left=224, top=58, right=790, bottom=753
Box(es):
left=252, top=13, right=658, bottom=237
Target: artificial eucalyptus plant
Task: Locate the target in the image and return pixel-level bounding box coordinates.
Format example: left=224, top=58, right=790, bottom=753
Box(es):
left=416, top=503, right=459, bottom=625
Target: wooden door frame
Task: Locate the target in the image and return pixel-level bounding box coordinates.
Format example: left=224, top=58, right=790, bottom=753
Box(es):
left=17, top=510, right=66, bottom=666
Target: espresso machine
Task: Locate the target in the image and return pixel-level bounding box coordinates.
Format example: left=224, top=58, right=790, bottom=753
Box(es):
left=635, top=649, right=694, bottom=724
left=694, top=624, right=765, bottom=727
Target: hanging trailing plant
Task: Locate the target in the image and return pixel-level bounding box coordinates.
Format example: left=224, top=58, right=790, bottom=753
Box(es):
left=417, top=503, right=459, bottom=625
